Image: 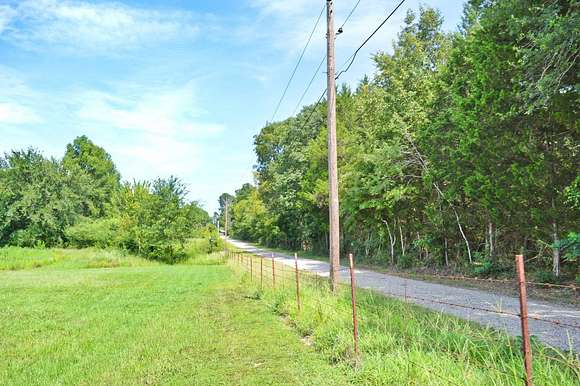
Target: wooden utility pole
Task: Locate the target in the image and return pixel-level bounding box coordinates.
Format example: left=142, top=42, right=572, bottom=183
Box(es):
left=224, top=199, right=229, bottom=237
left=326, top=0, right=340, bottom=293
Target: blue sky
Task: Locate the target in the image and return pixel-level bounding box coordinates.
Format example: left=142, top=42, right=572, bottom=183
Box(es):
left=0, top=0, right=464, bottom=214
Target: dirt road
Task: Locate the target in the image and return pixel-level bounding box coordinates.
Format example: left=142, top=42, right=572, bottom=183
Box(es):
left=228, top=238, right=580, bottom=352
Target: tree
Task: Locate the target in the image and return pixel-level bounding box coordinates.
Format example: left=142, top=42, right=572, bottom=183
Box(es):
left=0, top=149, right=83, bottom=246
left=63, top=135, right=120, bottom=217
left=226, top=2, right=578, bottom=279
left=114, top=176, right=209, bottom=262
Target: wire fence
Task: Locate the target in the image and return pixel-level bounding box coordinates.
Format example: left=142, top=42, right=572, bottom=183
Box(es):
left=385, top=271, right=578, bottom=293
left=225, top=248, right=580, bottom=384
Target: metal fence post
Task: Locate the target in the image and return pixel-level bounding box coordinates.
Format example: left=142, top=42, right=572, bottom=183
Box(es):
left=260, top=256, right=263, bottom=289
left=271, top=253, right=276, bottom=288
left=348, top=253, right=359, bottom=355
left=516, top=254, right=533, bottom=386
left=294, top=253, right=301, bottom=313
left=250, top=255, right=253, bottom=280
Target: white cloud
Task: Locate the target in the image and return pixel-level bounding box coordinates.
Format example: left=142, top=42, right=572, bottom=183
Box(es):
left=0, top=0, right=199, bottom=53
left=76, top=82, right=224, bottom=137
left=250, top=0, right=314, bottom=16
left=0, top=66, right=43, bottom=125
left=0, top=102, right=41, bottom=124
left=245, top=0, right=405, bottom=62
left=0, top=5, right=16, bottom=33
left=112, top=135, right=202, bottom=180
left=74, top=81, right=224, bottom=179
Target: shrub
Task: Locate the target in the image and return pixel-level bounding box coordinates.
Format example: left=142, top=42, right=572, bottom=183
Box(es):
left=202, top=224, right=223, bottom=253
left=65, top=217, right=119, bottom=248
left=398, top=254, right=414, bottom=269
left=533, top=270, right=559, bottom=284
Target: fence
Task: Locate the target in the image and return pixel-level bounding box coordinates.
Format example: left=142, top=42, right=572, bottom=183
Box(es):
left=384, top=271, right=578, bottom=296
left=224, top=248, right=579, bottom=385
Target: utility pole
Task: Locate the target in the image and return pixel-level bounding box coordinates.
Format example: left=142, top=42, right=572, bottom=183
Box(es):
left=326, top=0, right=340, bottom=293
left=224, top=199, right=229, bottom=237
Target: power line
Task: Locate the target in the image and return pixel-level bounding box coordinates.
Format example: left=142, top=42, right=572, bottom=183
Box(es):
left=295, top=88, right=326, bottom=132
left=292, top=56, right=325, bottom=115
left=292, top=0, right=363, bottom=116
left=292, top=0, right=406, bottom=131
left=339, top=0, right=362, bottom=30
left=335, top=0, right=406, bottom=81
left=270, top=4, right=326, bottom=122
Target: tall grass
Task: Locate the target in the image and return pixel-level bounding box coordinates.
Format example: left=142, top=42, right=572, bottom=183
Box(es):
left=231, top=256, right=579, bottom=385
left=0, top=247, right=158, bottom=270
left=0, top=238, right=221, bottom=271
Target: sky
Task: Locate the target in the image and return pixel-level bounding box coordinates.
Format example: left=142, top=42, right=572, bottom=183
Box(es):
left=0, top=0, right=464, bottom=214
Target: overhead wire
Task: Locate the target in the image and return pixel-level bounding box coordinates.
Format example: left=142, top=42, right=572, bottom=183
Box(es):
left=292, top=0, right=363, bottom=116
left=270, top=4, right=326, bottom=122
left=291, top=0, right=406, bottom=135
left=335, top=0, right=406, bottom=80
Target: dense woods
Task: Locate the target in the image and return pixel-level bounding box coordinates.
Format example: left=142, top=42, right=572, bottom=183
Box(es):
left=222, top=1, right=579, bottom=280
left=0, top=136, right=215, bottom=262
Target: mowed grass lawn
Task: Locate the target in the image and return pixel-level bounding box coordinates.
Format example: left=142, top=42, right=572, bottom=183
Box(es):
left=0, top=249, right=350, bottom=385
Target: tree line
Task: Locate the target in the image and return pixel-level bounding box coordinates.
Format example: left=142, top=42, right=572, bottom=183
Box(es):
left=0, top=136, right=215, bottom=262
left=221, top=1, right=578, bottom=281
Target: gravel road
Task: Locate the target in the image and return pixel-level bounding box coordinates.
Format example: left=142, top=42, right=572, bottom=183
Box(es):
left=227, top=238, right=580, bottom=352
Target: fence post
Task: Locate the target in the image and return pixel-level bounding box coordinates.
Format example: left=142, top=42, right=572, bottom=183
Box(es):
left=250, top=255, right=253, bottom=280
left=271, top=253, right=276, bottom=288
left=516, top=254, right=533, bottom=386
left=294, top=253, right=301, bottom=313
left=348, top=253, right=359, bottom=356
left=260, top=256, right=263, bottom=289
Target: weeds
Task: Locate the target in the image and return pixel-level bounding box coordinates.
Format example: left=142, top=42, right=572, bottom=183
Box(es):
left=231, top=258, right=579, bottom=385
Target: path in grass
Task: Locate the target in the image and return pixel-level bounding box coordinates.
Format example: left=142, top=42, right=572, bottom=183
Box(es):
left=0, top=259, right=350, bottom=385
left=228, top=238, right=580, bottom=352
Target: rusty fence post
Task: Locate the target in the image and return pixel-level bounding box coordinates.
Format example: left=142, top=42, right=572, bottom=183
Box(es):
left=516, top=254, right=533, bottom=386
left=260, top=256, right=263, bottom=289
left=294, top=253, right=301, bottom=313
left=271, top=253, right=276, bottom=288
left=348, top=253, right=359, bottom=356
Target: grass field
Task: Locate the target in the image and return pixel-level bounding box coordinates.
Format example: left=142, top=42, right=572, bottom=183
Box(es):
left=0, top=247, right=350, bottom=385
left=230, top=253, right=580, bottom=386
left=2, top=246, right=578, bottom=385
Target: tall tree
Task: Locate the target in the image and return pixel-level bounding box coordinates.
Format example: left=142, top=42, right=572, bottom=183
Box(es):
left=0, top=149, right=83, bottom=246
left=63, top=135, right=121, bottom=217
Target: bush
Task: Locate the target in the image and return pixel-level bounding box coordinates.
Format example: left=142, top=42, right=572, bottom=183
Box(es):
left=65, top=217, right=119, bottom=248
left=398, top=254, right=414, bottom=269
left=202, top=224, right=223, bottom=253
left=8, top=228, right=49, bottom=248
left=533, top=270, right=559, bottom=284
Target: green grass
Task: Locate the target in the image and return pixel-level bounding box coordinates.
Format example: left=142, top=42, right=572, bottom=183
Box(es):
left=0, top=246, right=159, bottom=270
left=0, top=248, right=350, bottom=385
left=231, top=254, right=580, bottom=385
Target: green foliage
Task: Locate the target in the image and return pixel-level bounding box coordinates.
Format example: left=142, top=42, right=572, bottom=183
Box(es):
left=554, top=232, right=580, bottom=264
left=62, top=135, right=120, bottom=217
left=201, top=224, right=223, bottom=253
left=0, top=149, right=84, bottom=247
left=114, top=177, right=210, bottom=263
left=533, top=270, right=560, bottom=285
left=1, top=137, right=214, bottom=263
left=65, top=217, right=119, bottom=248
left=226, top=2, right=578, bottom=279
